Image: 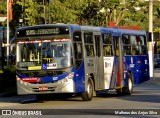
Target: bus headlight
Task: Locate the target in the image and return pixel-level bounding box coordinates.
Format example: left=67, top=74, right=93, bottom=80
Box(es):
left=68, top=72, right=74, bottom=79
left=16, top=76, right=20, bottom=81
left=57, top=72, right=74, bottom=84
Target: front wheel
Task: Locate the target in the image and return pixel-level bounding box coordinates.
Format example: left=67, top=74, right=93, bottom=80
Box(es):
left=81, top=78, right=94, bottom=101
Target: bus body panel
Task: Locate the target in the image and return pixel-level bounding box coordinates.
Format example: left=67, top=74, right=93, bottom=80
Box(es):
left=119, top=29, right=149, bottom=85
left=16, top=67, right=76, bottom=94
left=15, top=24, right=150, bottom=97
left=75, top=61, right=85, bottom=93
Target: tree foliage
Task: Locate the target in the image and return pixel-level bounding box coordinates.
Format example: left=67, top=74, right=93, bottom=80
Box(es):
left=0, top=0, right=160, bottom=33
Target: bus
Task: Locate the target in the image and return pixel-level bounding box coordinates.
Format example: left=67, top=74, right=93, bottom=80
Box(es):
left=15, top=24, right=149, bottom=101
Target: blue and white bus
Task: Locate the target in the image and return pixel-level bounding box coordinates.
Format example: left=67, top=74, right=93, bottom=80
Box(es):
left=15, top=24, right=149, bottom=101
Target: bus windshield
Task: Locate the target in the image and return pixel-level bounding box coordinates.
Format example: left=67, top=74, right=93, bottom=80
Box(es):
left=16, top=40, right=72, bottom=70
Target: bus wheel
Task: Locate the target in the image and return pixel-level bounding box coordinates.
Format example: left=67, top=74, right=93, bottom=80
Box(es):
left=122, top=74, right=133, bottom=95
left=81, top=78, right=94, bottom=101
left=116, top=88, right=123, bottom=95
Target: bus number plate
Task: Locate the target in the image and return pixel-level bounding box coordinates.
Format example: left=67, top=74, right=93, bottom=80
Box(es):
left=39, top=86, right=48, bottom=90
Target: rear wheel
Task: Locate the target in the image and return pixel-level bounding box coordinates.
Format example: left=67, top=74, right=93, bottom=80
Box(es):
left=116, top=88, right=123, bottom=95
left=123, top=76, right=133, bottom=95
left=81, top=78, right=94, bottom=101
left=122, top=74, right=133, bottom=95
left=116, top=73, right=133, bottom=95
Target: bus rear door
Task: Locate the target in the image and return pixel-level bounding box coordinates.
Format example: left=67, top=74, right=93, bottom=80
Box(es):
left=113, top=36, right=124, bottom=89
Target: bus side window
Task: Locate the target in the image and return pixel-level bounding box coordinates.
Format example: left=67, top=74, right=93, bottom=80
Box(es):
left=74, top=43, right=83, bottom=59
left=103, top=45, right=112, bottom=56
left=84, top=33, right=94, bottom=57
left=124, top=46, right=131, bottom=55
left=141, top=46, right=147, bottom=55
left=122, top=35, right=131, bottom=56
left=122, top=35, right=130, bottom=44
left=73, top=31, right=83, bottom=69
left=85, top=45, right=94, bottom=56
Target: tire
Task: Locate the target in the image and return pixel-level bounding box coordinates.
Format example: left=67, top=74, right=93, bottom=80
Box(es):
left=81, top=78, right=94, bottom=101
left=116, top=88, right=123, bottom=95
left=122, top=73, right=133, bottom=95
left=116, top=73, right=133, bottom=95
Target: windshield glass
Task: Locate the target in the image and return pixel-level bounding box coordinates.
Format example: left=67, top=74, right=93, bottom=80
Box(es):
left=16, top=40, right=72, bottom=70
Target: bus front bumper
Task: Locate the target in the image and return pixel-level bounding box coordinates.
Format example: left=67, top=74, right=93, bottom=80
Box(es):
left=17, top=78, right=75, bottom=95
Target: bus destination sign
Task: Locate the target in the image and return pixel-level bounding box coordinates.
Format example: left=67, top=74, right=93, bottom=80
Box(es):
left=16, top=26, right=69, bottom=37
left=26, top=28, right=60, bottom=35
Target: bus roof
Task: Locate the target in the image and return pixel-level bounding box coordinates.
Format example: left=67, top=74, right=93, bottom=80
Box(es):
left=16, top=24, right=81, bottom=32
left=16, top=24, right=146, bottom=36
left=118, top=28, right=146, bottom=35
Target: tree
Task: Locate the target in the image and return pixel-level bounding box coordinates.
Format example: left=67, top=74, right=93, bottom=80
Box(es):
left=17, top=0, right=44, bottom=26
left=153, top=2, right=160, bottom=32
left=98, top=0, right=149, bottom=30
left=0, top=0, right=160, bottom=32
left=48, top=0, right=78, bottom=24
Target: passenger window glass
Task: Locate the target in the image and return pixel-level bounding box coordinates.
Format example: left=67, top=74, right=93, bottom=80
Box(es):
left=73, top=32, right=81, bottom=42
left=141, top=46, right=147, bottom=55
left=84, top=33, right=93, bottom=44
left=132, top=46, right=140, bottom=55
left=84, top=33, right=94, bottom=57
left=139, top=36, right=146, bottom=45
left=74, top=43, right=83, bottom=59
left=130, top=36, right=137, bottom=45
left=103, top=45, right=113, bottom=56
left=85, top=45, right=94, bottom=57
left=122, top=35, right=130, bottom=44
left=124, top=46, right=131, bottom=55
left=103, top=34, right=112, bottom=44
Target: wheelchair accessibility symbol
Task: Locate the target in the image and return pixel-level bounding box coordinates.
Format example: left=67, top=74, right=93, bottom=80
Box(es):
left=43, top=64, right=47, bottom=69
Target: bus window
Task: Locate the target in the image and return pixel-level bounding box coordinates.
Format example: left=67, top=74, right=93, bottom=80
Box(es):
left=124, top=46, right=131, bottom=55
left=103, top=45, right=113, bottom=56
left=42, top=42, right=52, bottom=58
left=130, top=35, right=137, bottom=45
left=73, top=31, right=83, bottom=68
left=130, top=35, right=147, bottom=55
left=122, top=35, right=130, bottom=44
left=84, top=33, right=94, bottom=57
left=132, top=46, right=140, bottom=55
left=141, top=45, right=147, bottom=55
left=103, top=33, right=112, bottom=44
left=74, top=43, right=83, bottom=59
left=139, top=36, right=146, bottom=45
left=73, top=31, right=82, bottom=42
left=85, top=45, right=94, bottom=57
left=103, top=33, right=113, bottom=56
left=84, top=33, right=93, bottom=44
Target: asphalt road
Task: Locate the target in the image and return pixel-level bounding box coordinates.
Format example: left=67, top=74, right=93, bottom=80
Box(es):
left=0, top=72, right=160, bottom=118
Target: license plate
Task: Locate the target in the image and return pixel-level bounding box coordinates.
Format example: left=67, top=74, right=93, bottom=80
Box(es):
left=39, top=86, right=48, bottom=90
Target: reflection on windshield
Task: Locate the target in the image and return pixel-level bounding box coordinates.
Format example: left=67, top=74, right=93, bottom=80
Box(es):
left=42, top=42, right=71, bottom=69
left=17, top=40, right=72, bottom=70
left=17, top=42, right=41, bottom=70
